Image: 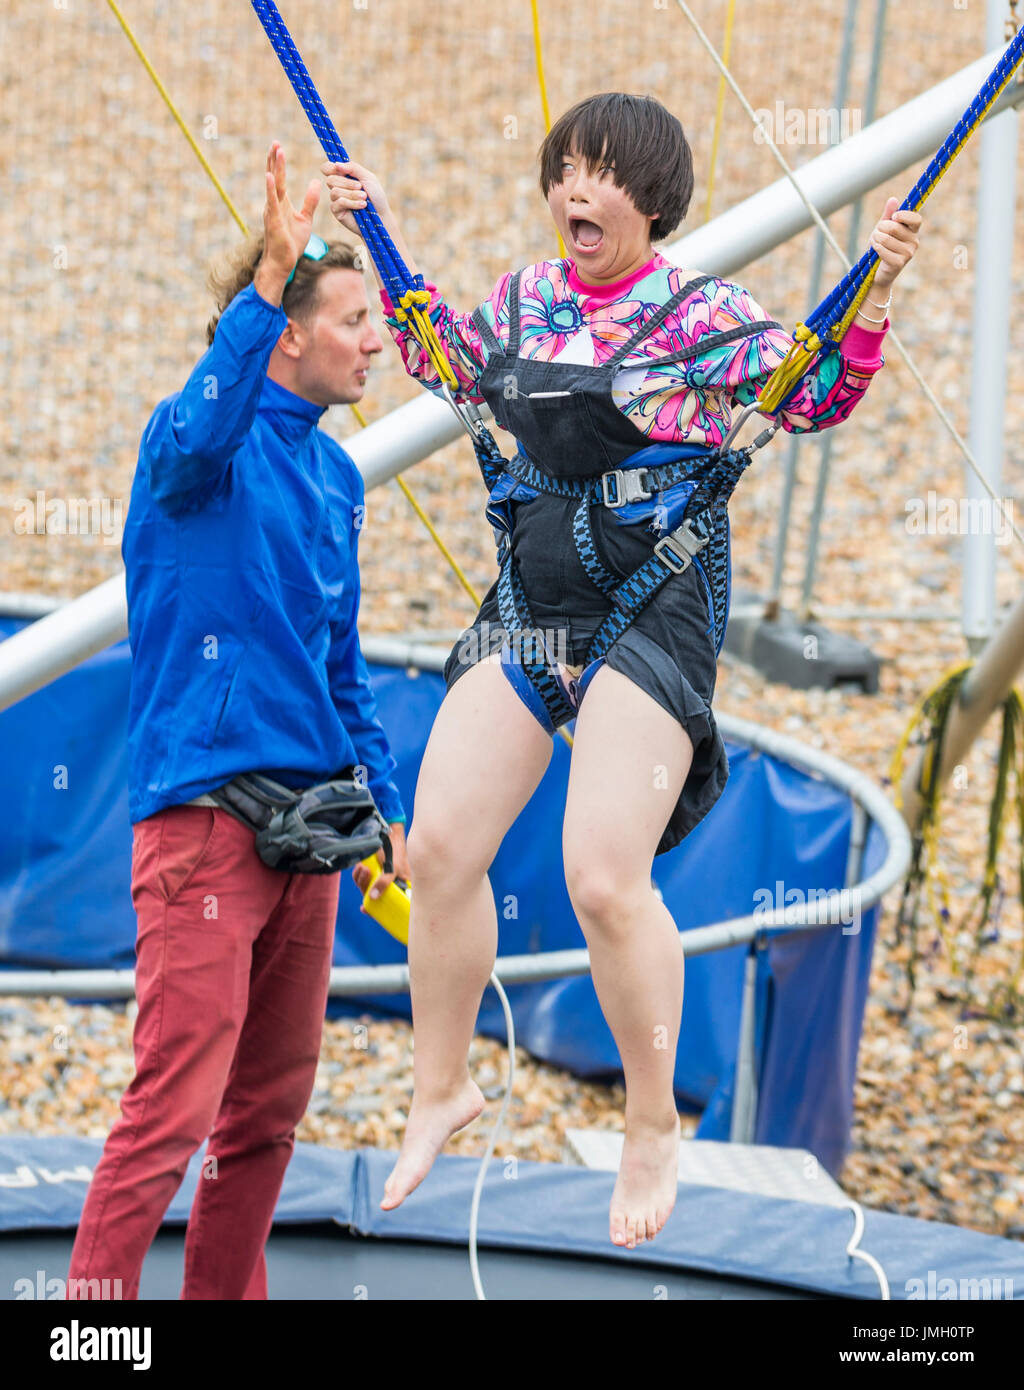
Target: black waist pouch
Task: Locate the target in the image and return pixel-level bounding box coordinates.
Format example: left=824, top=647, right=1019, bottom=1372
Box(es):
left=207, top=771, right=392, bottom=876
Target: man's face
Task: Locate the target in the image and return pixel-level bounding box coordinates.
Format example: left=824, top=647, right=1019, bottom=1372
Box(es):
left=288, top=267, right=384, bottom=407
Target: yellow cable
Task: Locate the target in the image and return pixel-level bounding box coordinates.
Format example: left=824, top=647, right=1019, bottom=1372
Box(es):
left=703, top=0, right=737, bottom=224
left=888, top=660, right=974, bottom=804
left=889, top=661, right=975, bottom=969
left=105, top=0, right=249, bottom=237
left=530, top=0, right=567, bottom=260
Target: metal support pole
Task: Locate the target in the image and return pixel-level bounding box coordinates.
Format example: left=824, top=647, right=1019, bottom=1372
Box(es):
left=801, top=0, right=889, bottom=620
left=844, top=801, right=869, bottom=893
left=730, top=941, right=762, bottom=1142
left=963, top=0, right=1018, bottom=654
left=768, top=0, right=859, bottom=618
left=899, top=588, right=1024, bottom=833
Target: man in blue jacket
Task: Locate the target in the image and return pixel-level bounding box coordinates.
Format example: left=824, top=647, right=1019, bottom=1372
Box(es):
left=68, top=144, right=410, bottom=1300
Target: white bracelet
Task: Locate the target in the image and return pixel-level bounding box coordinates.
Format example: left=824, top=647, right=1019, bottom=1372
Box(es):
left=866, top=289, right=893, bottom=310
left=856, top=305, right=888, bottom=324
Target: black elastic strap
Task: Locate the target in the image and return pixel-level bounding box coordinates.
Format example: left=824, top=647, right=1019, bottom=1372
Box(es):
left=506, top=268, right=524, bottom=354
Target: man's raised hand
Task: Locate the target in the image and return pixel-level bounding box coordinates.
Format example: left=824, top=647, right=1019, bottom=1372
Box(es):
left=254, top=142, right=322, bottom=304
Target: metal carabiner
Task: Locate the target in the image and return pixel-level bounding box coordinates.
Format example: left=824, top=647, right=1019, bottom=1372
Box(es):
left=720, top=399, right=779, bottom=454
left=439, top=381, right=488, bottom=445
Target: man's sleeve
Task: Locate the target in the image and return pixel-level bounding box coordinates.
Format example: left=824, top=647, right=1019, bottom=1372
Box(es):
left=326, top=470, right=406, bottom=825
left=142, top=283, right=288, bottom=515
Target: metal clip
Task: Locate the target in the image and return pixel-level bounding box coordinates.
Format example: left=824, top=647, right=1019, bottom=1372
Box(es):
left=439, top=382, right=487, bottom=444
left=720, top=400, right=778, bottom=455
left=653, top=518, right=707, bottom=574
left=601, top=468, right=653, bottom=508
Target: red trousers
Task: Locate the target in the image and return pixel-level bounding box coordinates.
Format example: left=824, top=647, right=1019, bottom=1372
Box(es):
left=68, top=805, right=340, bottom=1299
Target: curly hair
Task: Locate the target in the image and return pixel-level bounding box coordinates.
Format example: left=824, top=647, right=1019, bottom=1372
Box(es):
left=538, top=92, right=695, bottom=243
left=205, top=235, right=365, bottom=345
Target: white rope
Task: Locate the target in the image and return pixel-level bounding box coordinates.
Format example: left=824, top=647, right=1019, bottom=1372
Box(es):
left=844, top=1199, right=891, bottom=1298
left=468, top=971, right=517, bottom=1301
left=673, top=0, right=1024, bottom=552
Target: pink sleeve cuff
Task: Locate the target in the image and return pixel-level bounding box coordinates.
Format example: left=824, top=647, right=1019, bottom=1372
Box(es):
left=839, top=318, right=889, bottom=367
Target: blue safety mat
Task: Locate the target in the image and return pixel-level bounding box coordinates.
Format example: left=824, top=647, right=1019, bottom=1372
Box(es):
left=0, top=1136, right=1020, bottom=1300
left=0, top=616, right=886, bottom=1173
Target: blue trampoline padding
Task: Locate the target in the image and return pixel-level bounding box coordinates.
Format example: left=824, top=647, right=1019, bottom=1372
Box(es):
left=1, top=1136, right=1021, bottom=1300
left=0, top=1135, right=357, bottom=1233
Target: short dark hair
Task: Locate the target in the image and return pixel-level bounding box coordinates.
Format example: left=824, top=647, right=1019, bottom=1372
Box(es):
left=538, top=93, right=694, bottom=242
left=205, top=235, right=364, bottom=345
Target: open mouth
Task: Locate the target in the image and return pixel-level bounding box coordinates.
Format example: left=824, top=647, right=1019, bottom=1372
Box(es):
left=569, top=216, right=604, bottom=254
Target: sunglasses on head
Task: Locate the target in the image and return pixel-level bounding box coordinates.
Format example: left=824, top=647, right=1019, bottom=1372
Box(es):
left=286, top=233, right=330, bottom=286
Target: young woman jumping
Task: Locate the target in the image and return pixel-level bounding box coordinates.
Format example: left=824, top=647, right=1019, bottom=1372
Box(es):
left=323, top=92, right=921, bottom=1249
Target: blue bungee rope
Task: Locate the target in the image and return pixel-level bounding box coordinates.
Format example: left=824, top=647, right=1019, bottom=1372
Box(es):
left=806, top=23, right=1024, bottom=343
left=250, top=0, right=420, bottom=307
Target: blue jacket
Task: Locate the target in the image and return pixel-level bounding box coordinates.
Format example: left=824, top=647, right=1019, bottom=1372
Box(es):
left=121, top=282, right=405, bottom=827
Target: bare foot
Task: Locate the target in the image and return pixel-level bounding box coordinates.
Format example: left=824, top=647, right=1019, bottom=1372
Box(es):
left=381, top=1077, right=485, bottom=1211
left=609, top=1112, right=681, bottom=1249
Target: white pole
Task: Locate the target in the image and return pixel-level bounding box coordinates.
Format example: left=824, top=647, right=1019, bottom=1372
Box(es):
left=962, top=6, right=1018, bottom=654
left=1, top=47, right=1022, bottom=712
left=0, top=574, right=126, bottom=709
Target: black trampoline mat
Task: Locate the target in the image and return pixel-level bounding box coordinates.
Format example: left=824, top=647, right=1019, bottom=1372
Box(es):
left=0, top=1224, right=825, bottom=1301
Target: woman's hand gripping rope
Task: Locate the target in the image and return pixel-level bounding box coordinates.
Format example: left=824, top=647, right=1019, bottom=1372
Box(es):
left=321, top=158, right=443, bottom=355
left=865, top=197, right=924, bottom=300
left=839, top=198, right=922, bottom=339
left=321, top=158, right=390, bottom=234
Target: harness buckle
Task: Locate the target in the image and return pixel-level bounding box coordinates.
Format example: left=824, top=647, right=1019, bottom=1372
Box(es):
left=601, top=468, right=653, bottom=508
left=653, top=518, right=708, bottom=574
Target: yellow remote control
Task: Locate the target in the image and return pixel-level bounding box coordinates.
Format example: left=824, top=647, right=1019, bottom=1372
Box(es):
left=358, top=855, right=411, bottom=945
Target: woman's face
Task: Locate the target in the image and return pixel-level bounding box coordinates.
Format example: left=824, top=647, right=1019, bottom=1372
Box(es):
left=547, top=144, right=657, bottom=286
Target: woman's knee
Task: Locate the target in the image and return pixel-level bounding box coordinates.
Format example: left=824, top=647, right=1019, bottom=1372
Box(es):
left=406, top=818, right=454, bottom=879
left=406, top=814, right=494, bottom=886
left=564, top=851, right=640, bottom=933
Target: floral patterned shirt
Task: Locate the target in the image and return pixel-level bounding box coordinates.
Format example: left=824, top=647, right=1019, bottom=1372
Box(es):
left=379, top=252, right=888, bottom=448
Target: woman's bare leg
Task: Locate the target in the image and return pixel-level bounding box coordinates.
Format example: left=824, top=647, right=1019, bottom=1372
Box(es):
left=381, top=652, right=554, bottom=1210
left=562, top=664, right=692, bottom=1249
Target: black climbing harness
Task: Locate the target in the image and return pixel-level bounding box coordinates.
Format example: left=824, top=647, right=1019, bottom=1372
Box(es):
left=444, top=385, right=777, bottom=734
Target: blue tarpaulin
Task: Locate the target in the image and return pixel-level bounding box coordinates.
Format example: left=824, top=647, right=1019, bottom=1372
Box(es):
left=0, top=616, right=888, bottom=1174
left=1, top=1136, right=1020, bottom=1300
